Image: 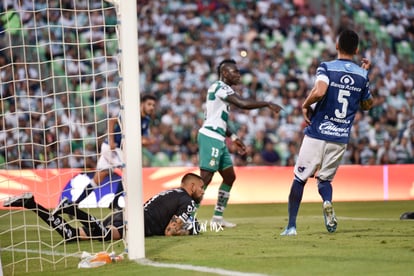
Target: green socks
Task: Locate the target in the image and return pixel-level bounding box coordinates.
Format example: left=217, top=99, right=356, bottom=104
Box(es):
left=214, top=183, right=232, bottom=217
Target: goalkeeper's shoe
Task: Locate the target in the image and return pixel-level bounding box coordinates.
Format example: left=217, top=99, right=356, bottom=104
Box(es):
left=3, top=192, right=34, bottom=208
left=280, top=226, right=297, bottom=236
left=211, top=216, right=236, bottom=228
left=323, top=200, right=337, bottom=233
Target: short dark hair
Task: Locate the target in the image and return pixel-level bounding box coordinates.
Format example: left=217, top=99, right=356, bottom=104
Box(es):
left=141, top=94, right=157, bottom=102
left=338, top=29, right=359, bottom=55
left=217, top=59, right=236, bottom=78
left=181, top=172, right=203, bottom=184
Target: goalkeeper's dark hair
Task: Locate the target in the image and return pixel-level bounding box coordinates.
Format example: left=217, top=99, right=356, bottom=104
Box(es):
left=217, top=59, right=236, bottom=78
left=337, top=29, right=359, bottom=55
left=181, top=172, right=203, bottom=184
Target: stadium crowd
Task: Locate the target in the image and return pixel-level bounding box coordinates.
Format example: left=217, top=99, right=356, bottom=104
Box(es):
left=0, top=0, right=414, bottom=169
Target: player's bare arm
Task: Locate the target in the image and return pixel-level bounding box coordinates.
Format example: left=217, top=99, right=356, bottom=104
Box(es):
left=226, top=93, right=282, bottom=112
left=360, top=97, right=374, bottom=110
left=164, top=215, right=189, bottom=236
left=142, top=136, right=156, bottom=147
left=359, top=58, right=373, bottom=111
left=142, top=137, right=150, bottom=146
left=302, top=80, right=328, bottom=125
left=225, top=129, right=246, bottom=155
left=233, top=139, right=246, bottom=155
left=360, top=58, right=371, bottom=70
left=107, top=117, right=118, bottom=150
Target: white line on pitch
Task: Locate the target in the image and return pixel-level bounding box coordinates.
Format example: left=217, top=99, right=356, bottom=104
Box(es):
left=2, top=248, right=270, bottom=275
left=338, top=216, right=403, bottom=221
left=1, top=247, right=80, bottom=257
left=137, top=258, right=270, bottom=276
left=305, top=215, right=400, bottom=221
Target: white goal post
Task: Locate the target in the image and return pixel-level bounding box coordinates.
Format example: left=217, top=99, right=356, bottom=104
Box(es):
left=117, top=0, right=145, bottom=260
left=0, top=0, right=143, bottom=273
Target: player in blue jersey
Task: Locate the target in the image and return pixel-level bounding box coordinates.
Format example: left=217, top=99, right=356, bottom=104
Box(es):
left=198, top=59, right=282, bottom=227
left=140, top=94, right=157, bottom=166
left=280, top=29, right=374, bottom=236
left=140, top=94, right=157, bottom=148
left=53, top=94, right=157, bottom=213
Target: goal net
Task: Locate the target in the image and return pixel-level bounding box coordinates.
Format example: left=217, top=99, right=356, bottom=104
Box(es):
left=0, top=0, right=140, bottom=273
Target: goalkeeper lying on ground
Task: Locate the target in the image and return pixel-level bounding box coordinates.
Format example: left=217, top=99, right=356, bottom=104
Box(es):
left=3, top=192, right=123, bottom=242
left=3, top=172, right=205, bottom=241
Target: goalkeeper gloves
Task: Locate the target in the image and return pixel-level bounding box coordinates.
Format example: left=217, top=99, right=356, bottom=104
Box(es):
left=183, top=216, right=201, bottom=235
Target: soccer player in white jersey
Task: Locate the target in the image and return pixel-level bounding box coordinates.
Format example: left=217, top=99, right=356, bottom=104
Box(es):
left=280, top=29, right=375, bottom=236
left=198, top=59, right=282, bottom=227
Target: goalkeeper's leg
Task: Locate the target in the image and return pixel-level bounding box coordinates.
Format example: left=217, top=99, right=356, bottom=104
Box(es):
left=58, top=203, right=109, bottom=239
left=5, top=194, right=82, bottom=242
left=46, top=210, right=82, bottom=242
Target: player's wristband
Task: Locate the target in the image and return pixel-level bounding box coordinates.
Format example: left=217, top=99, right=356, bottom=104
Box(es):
left=230, top=134, right=238, bottom=142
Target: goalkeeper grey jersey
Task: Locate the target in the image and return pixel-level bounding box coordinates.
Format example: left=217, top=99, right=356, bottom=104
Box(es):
left=143, top=188, right=196, bottom=236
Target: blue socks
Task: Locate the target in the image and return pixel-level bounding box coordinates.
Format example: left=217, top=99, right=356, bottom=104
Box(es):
left=286, top=178, right=333, bottom=229
left=318, top=180, right=332, bottom=202
left=287, top=177, right=306, bottom=228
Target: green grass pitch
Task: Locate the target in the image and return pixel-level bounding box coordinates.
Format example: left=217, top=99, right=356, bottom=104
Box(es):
left=1, top=201, right=413, bottom=275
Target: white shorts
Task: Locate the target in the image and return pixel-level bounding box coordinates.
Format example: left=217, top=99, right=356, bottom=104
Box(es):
left=294, top=135, right=346, bottom=182
left=96, top=142, right=124, bottom=170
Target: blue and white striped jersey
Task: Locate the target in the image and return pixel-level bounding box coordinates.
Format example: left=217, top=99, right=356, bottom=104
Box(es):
left=304, top=59, right=372, bottom=144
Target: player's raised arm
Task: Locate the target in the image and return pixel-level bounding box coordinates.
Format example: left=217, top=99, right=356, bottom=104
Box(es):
left=107, top=117, right=119, bottom=150
left=226, top=93, right=283, bottom=113
left=360, top=58, right=371, bottom=70
left=360, top=58, right=373, bottom=110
